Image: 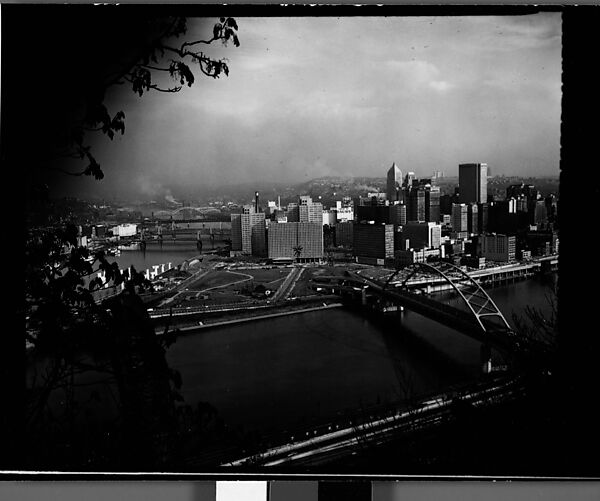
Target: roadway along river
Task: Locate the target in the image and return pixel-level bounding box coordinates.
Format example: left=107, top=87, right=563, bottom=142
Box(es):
left=165, top=273, right=557, bottom=437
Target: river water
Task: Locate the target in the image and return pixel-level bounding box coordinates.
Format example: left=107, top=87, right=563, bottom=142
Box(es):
left=112, top=240, right=225, bottom=273
left=29, top=236, right=558, bottom=449
left=165, top=272, right=557, bottom=436
left=105, top=243, right=557, bottom=435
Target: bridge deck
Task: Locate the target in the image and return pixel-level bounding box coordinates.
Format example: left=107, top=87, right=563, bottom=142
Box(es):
left=315, top=272, right=521, bottom=354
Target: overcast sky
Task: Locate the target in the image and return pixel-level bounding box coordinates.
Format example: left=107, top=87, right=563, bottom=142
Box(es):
left=65, top=14, right=561, bottom=200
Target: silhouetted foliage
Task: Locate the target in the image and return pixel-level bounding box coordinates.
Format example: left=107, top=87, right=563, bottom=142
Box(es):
left=16, top=11, right=242, bottom=470
left=4, top=9, right=240, bottom=183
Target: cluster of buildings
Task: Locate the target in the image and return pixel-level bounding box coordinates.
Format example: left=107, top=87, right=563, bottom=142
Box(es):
left=230, top=163, right=559, bottom=268
left=74, top=223, right=138, bottom=248
left=230, top=192, right=327, bottom=263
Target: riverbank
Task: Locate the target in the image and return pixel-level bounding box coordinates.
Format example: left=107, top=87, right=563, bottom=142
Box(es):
left=154, top=296, right=343, bottom=334
left=173, top=301, right=344, bottom=334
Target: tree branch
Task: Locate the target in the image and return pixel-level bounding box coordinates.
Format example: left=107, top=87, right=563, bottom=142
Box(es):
left=180, top=36, right=219, bottom=50
left=149, top=84, right=182, bottom=93
left=138, top=64, right=171, bottom=72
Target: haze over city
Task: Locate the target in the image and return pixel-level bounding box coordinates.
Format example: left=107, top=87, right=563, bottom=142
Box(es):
left=57, top=13, right=561, bottom=201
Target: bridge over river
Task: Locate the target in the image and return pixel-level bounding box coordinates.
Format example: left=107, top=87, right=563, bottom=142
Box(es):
left=312, top=261, right=549, bottom=368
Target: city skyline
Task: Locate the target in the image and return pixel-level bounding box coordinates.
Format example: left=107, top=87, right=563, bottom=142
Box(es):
left=55, top=14, right=561, bottom=201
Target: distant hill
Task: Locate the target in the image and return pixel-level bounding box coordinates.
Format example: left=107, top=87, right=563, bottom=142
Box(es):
left=107, top=174, right=559, bottom=208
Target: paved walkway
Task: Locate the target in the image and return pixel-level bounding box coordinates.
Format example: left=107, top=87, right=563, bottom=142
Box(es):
left=158, top=262, right=217, bottom=306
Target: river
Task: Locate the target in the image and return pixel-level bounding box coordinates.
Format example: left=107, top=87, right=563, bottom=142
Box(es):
left=111, top=239, right=226, bottom=273
left=165, top=273, right=558, bottom=436
left=27, top=246, right=557, bottom=453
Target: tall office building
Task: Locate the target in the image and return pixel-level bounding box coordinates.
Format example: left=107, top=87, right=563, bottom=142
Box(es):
left=459, top=163, right=488, bottom=204
left=531, top=200, right=548, bottom=226
left=389, top=202, right=407, bottom=226
left=299, top=195, right=323, bottom=223
left=404, top=171, right=416, bottom=188
left=353, top=224, right=395, bottom=265
left=231, top=214, right=242, bottom=250
left=336, top=221, right=354, bottom=247
left=477, top=202, right=489, bottom=234
left=268, top=222, right=323, bottom=262
left=406, top=182, right=439, bottom=223
left=451, top=203, right=469, bottom=233
left=481, top=234, right=516, bottom=262
left=286, top=202, right=300, bottom=222
left=402, top=222, right=442, bottom=250
left=230, top=204, right=266, bottom=256
left=425, top=185, right=441, bottom=223
left=407, top=185, right=426, bottom=222
left=335, top=206, right=354, bottom=223
left=356, top=203, right=392, bottom=224
left=386, top=162, right=403, bottom=202
left=467, top=203, right=479, bottom=234
left=544, top=194, right=558, bottom=224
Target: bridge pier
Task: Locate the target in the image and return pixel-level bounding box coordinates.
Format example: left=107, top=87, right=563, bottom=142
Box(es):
left=480, top=343, right=492, bottom=375
left=395, top=303, right=404, bottom=318
left=361, top=287, right=367, bottom=306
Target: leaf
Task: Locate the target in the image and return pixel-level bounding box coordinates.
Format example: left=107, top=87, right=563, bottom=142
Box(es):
left=226, top=17, right=238, bottom=31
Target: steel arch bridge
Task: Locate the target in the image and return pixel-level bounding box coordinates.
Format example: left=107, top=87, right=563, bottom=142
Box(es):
left=383, top=261, right=512, bottom=334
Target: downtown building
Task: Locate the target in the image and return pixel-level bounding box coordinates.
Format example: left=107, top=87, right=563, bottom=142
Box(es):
left=401, top=178, right=440, bottom=223
left=386, top=162, right=403, bottom=203
left=268, top=222, right=323, bottom=262
left=467, top=203, right=479, bottom=234
left=481, top=234, right=516, bottom=263
left=335, top=221, right=354, bottom=247
left=335, top=199, right=355, bottom=223
left=401, top=221, right=442, bottom=251
left=451, top=203, right=469, bottom=238
left=287, top=195, right=323, bottom=224
left=353, top=223, right=395, bottom=266
left=459, top=163, right=488, bottom=204
left=230, top=204, right=266, bottom=257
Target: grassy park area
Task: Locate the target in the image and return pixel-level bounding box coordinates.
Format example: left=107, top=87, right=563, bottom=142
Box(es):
left=289, top=263, right=367, bottom=297
left=169, top=266, right=293, bottom=308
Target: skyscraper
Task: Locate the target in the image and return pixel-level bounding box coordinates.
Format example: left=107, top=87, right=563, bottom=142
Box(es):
left=230, top=204, right=266, bottom=256
left=452, top=203, right=469, bottom=233
left=459, top=163, right=488, bottom=204
left=298, top=195, right=323, bottom=223
left=407, top=185, right=426, bottom=222
left=353, top=224, right=395, bottom=265
left=402, top=222, right=442, bottom=250
left=467, top=202, right=479, bottom=234
left=386, top=163, right=403, bottom=202
left=404, top=171, right=416, bottom=188
left=425, top=185, right=440, bottom=223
